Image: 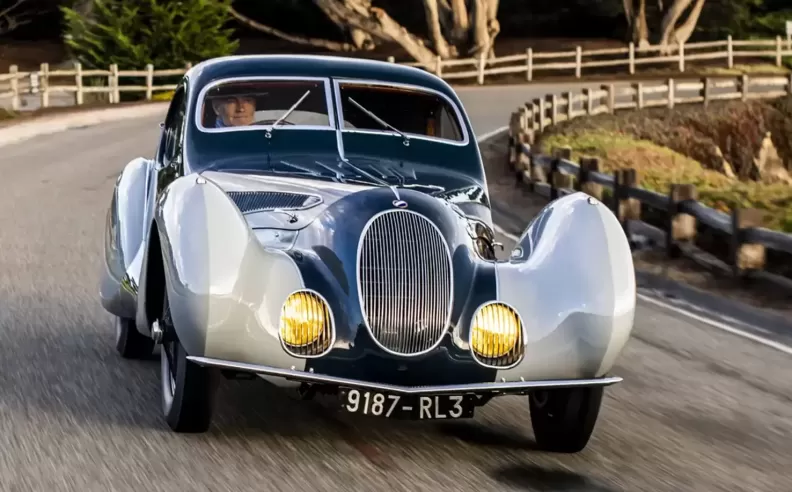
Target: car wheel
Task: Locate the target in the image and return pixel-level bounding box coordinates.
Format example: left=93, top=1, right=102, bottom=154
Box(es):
left=529, top=386, right=603, bottom=453
left=159, top=287, right=217, bottom=433
left=114, top=316, right=154, bottom=359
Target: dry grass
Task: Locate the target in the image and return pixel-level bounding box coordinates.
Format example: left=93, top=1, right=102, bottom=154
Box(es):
left=539, top=130, right=792, bottom=232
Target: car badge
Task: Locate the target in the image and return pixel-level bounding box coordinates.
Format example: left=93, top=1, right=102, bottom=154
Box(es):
left=393, top=200, right=408, bottom=209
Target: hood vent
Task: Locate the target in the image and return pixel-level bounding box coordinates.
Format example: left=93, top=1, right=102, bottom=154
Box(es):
left=227, top=191, right=322, bottom=214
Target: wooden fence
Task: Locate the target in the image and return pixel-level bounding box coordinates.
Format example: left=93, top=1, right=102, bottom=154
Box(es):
left=506, top=75, right=792, bottom=288
left=1, top=36, right=792, bottom=110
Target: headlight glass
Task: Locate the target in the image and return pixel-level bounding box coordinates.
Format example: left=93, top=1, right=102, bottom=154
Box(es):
left=470, top=302, right=524, bottom=366
left=254, top=228, right=298, bottom=250
left=279, top=290, right=334, bottom=356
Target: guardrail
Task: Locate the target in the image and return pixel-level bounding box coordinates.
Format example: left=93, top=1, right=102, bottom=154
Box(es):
left=1, top=36, right=792, bottom=110
left=506, top=75, right=792, bottom=287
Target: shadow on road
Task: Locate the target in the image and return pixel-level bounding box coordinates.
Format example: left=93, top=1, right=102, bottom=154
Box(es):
left=492, top=464, right=619, bottom=491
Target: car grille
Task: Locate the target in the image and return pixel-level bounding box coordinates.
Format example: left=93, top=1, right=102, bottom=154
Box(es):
left=227, top=191, right=320, bottom=213
left=357, top=210, right=453, bottom=356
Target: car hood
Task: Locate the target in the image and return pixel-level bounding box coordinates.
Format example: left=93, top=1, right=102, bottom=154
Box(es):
left=199, top=154, right=489, bottom=230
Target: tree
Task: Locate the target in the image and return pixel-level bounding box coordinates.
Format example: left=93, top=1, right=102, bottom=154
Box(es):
left=61, top=0, right=239, bottom=69
left=0, top=0, right=34, bottom=35
left=623, top=0, right=708, bottom=52
left=228, top=0, right=501, bottom=66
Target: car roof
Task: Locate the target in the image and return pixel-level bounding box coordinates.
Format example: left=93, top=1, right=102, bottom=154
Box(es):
left=185, top=54, right=460, bottom=103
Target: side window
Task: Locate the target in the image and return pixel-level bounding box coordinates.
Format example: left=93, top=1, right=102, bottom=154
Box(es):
left=162, top=88, right=186, bottom=165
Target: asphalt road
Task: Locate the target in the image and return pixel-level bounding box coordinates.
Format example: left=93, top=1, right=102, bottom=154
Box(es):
left=0, top=87, right=790, bottom=492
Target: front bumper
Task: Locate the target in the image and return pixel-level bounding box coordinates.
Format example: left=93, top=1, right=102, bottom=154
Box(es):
left=188, top=356, right=622, bottom=396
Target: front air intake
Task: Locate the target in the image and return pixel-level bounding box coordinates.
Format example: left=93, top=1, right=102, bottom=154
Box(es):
left=227, top=191, right=321, bottom=213
left=357, top=210, right=453, bottom=356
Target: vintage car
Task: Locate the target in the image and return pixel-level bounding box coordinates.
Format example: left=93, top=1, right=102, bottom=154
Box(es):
left=99, top=54, right=635, bottom=452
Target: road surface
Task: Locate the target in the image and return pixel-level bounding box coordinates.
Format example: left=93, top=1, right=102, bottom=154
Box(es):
left=0, top=86, right=789, bottom=492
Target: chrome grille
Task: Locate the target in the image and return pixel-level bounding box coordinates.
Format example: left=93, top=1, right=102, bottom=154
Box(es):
left=227, top=191, right=320, bottom=213
left=358, top=210, right=453, bottom=355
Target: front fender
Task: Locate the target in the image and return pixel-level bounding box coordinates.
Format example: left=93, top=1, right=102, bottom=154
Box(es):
left=153, top=174, right=308, bottom=370
left=98, top=157, right=154, bottom=320
left=494, top=193, right=636, bottom=381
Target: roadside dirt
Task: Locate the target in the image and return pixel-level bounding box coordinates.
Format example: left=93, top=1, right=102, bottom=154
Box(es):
left=479, top=132, right=792, bottom=319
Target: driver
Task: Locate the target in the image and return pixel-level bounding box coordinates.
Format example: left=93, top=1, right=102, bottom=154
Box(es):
left=211, top=94, right=256, bottom=127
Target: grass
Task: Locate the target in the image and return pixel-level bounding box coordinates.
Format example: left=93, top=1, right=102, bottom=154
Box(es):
left=541, top=130, right=792, bottom=233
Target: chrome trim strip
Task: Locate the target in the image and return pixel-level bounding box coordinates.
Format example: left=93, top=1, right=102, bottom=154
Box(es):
left=467, top=300, right=526, bottom=370
left=187, top=356, right=623, bottom=395
left=331, top=78, right=471, bottom=147
left=277, top=288, right=337, bottom=358
left=194, top=76, right=337, bottom=133
left=355, top=209, right=454, bottom=357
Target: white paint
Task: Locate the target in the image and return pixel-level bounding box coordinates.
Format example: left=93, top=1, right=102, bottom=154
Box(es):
left=786, top=20, right=792, bottom=36
left=475, top=125, right=508, bottom=143
left=637, top=293, right=792, bottom=355
left=475, top=128, right=792, bottom=357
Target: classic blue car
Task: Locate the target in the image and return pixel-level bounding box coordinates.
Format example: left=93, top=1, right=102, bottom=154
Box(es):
left=99, top=54, right=635, bottom=453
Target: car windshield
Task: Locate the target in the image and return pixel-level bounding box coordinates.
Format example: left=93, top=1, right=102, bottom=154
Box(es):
left=198, top=78, right=332, bottom=130
left=337, top=81, right=465, bottom=143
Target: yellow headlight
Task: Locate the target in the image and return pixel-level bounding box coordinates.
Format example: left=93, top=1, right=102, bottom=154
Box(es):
left=279, top=291, right=332, bottom=350
left=470, top=302, right=523, bottom=361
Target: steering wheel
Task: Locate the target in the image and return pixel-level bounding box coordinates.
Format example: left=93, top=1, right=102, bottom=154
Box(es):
left=251, top=119, right=297, bottom=126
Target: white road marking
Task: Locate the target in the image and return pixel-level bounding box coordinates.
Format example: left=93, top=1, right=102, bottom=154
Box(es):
left=476, top=125, right=508, bottom=143
left=476, top=129, right=792, bottom=356
left=636, top=293, right=792, bottom=355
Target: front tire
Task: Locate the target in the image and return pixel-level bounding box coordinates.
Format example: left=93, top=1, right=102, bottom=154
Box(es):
left=160, top=286, right=217, bottom=433
left=115, top=316, right=154, bottom=359
left=529, top=387, right=603, bottom=453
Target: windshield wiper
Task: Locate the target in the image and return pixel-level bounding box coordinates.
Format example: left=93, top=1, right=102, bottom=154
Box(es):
left=347, top=97, right=410, bottom=145
left=266, top=90, right=311, bottom=137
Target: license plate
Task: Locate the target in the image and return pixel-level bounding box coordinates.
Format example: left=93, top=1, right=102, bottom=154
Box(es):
left=340, top=388, right=474, bottom=419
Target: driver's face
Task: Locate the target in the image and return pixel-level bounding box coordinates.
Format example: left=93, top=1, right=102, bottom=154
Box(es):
left=215, top=96, right=256, bottom=126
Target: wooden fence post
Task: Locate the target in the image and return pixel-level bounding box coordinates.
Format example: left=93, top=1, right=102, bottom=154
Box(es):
left=477, top=51, right=486, bottom=85
left=636, top=82, right=644, bottom=109
left=9, top=65, right=19, bottom=111
left=40, top=63, right=49, bottom=109
left=613, top=169, right=640, bottom=235
left=666, top=184, right=697, bottom=258
left=776, top=36, right=783, bottom=67
left=111, top=64, right=120, bottom=103
left=730, top=208, right=766, bottom=276
left=667, top=78, right=675, bottom=108
left=549, top=147, right=572, bottom=200
left=526, top=48, right=533, bottom=82
left=678, top=41, right=685, bottom=72
left=601, top=84, right=615, bottom=113
left=74, top=62, right=83, bottom=105
left=584, top=88, right=593, bottom=115
left=565, top=91, right=573, bottom=121
left=727, top=35, right=734, bottom=69
left=575, top=46, right=582, bottom=78
left=577, top=156, right=603, bottom=200
left=549, top=94, right=558, bottom=125
left=145, top=64, right=154, bottom=100
left=628, top=42, right=635, bottom=75
left=703, top=77, right=710, bottom=108
left=741, top=74, right=749, bottom=101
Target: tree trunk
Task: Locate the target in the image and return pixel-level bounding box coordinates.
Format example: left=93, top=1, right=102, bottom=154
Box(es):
left=469, top=0, right=499, bottom=59
left=314, top=0, right=439, bottom=66
left=423, top=0, right=452, bottom=59
left=634, top=0, right=649, bottom=49
left=448, top=0, right=470, bottom=44
left=658, top=0, right=694, bottom=52
left=667, top=0, right=706, bottom=46
left=228, top=5, right=358, bottom=52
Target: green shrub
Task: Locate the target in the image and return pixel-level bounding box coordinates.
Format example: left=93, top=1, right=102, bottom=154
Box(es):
left=61, top=0, right=238, bottom=73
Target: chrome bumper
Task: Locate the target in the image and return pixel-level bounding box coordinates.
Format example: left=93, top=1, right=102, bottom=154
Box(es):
left=187, top=356, right=623, bottom=396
